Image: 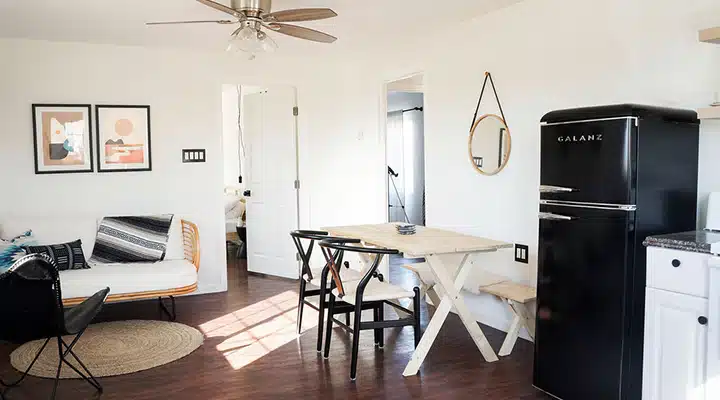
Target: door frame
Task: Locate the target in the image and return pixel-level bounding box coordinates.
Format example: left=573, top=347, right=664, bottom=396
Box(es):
left=290, top=87, right=301, bottom=231
left=380, top=72, right=426, bottom=225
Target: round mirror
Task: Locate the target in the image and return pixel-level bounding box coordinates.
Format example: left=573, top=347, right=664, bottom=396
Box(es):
left=468, top=114, right=511, bottom=176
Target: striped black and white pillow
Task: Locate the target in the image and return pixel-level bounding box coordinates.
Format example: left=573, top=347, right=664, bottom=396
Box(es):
left=89, top=215, right=174, bottom=264
left=25, top=240, right=89, bottom=271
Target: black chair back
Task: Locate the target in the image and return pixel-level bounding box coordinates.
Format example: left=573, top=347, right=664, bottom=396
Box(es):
left=0, top=254, right=64, bottom=343
left=319, top=238, right=399, bottom=298
left=290, top=230, right=330, bottom=281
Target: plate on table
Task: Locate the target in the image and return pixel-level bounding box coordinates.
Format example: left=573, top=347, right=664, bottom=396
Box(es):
left=396, top=224, right=417, bottom=235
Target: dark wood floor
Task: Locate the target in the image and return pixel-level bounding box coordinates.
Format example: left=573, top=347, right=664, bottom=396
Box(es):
left=1, top=253, right=548, bottom=400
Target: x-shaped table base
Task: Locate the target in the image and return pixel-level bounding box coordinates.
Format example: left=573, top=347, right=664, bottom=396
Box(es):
left=403, top=252, right=499, bottom=376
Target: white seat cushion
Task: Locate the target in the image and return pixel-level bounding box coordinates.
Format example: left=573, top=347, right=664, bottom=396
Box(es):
left=305, top=267, right=364, bottom=287
left=332, top=280, right=415, bottom=303
left=60, top=259, right=197, bottom=300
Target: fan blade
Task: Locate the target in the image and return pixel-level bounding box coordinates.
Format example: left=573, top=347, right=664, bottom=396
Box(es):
left=264, top=8, right=337, bottom=23
left=146, top=20, right=235, bottom=25
left=196, top=0, right=242, bottom=17
left=270, top=23, right=337, bottom=43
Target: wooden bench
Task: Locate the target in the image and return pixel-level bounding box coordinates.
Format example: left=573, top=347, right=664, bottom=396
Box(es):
left=400, top=262, right=442, bottom=307
left=403, top=262, right=535, bottom=356
left=478, top=281, right=536, bottom=356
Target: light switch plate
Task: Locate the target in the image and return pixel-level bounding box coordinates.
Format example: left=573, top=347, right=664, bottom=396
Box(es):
left=183, top=149, right=206, bottom=163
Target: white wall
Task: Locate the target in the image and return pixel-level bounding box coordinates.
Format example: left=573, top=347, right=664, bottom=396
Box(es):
left=0, top=38, right=390, bottom=293
left=422, top=0, right=719, bottom=288
left=326, top=0, right=720, bottom=333
left=0, top=39, right=237, bottom=294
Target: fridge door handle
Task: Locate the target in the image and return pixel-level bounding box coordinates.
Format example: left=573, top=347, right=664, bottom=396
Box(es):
left=540, top=185, right=577, bottom=194
left=539, top=212, right=575, bottom=221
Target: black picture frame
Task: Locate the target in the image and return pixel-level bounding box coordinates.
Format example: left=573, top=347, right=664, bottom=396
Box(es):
left=31, top=104, right=94, bottom=175
left=95, top=105, right=152, bottom=173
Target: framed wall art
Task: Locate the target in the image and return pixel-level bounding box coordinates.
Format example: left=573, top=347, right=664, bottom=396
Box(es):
left=95, top=105, right=152, bottom=172
left=32, top=104, right=93, bottom=174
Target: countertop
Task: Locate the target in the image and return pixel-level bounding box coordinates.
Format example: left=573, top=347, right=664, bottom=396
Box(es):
left=643, top=230, right=720, bottom=254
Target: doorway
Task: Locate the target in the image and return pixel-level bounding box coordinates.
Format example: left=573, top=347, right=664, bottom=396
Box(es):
left=386, top=74, right=425, bottom=226
left=221, top=85, right=300, bottom=279
left=385, top=74, right=425, bottom=266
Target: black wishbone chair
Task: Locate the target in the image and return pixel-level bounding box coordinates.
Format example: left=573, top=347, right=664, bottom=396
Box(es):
left=319, top=238, right=421, bottom=381
left=290, top=230, right=363, bottom=351
left=0, top=254, right=109, bottom=400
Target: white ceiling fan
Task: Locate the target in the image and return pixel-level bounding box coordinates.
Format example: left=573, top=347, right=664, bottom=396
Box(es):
left=147, top=0, right=337, bottom=55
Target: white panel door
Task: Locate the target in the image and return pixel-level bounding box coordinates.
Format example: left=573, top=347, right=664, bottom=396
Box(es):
left=243, top=87, right=299, bottom=279
left=643, top=288, right=708, bottom=400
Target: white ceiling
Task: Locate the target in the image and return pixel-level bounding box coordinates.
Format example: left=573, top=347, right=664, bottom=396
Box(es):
left=0, top=0, right=523, bottom=57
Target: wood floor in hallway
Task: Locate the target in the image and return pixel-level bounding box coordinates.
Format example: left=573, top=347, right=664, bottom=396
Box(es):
left=0, top=256, right=547, bottom=400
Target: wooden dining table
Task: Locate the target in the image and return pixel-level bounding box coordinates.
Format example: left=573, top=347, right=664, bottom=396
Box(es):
left=324, top=223, right=513, bottom=376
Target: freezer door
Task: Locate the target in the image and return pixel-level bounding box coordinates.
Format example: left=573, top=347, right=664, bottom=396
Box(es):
left=534, top=204, right=635, bottom=400
left=540, top=117, right=636, bottom=204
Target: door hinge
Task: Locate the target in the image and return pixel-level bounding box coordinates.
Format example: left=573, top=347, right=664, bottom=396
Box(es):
left=296, top=253, right=300, bottom=261
left=293, top=106, right=299, bottom=116
left=294, top=180, right=300, bottom=189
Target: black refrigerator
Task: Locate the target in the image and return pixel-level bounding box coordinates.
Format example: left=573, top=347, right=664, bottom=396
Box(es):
left=533, top=104, right=699, bottom=400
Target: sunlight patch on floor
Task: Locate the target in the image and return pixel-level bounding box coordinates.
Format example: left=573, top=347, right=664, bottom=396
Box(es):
left=199, top=290, right=318, bottom=369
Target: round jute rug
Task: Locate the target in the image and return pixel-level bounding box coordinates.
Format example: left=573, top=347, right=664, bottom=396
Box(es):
left=10, top=320, right=204, bottom=379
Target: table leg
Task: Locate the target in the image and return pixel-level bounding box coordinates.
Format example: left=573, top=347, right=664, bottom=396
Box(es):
left=403, top=254, right=498, bottom=376
left=498, top=301, right=522, bottom=356
left=498, top=300, right=535, bottom=356
left=511, top=300, right=535, bottom=340
left=425, top=286, right=443, bottom=309
left=425, top=254, right=498, bottom=363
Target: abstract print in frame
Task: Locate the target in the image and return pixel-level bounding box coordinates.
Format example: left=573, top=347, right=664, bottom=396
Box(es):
left=96, top=105, right=152, bottom=172
left=32, top=104, right=93, bottom=174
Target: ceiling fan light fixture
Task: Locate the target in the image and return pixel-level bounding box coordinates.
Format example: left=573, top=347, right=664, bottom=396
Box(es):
left=147, top=1, right=338, bottom=54
left=226, top=26, right=277, bottom=55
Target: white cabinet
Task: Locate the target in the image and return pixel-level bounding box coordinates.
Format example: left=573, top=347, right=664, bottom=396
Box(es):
left=643, top=287, right=708, bottom=400
left=707, top=265, right=720, bottom=398
left=647, top=247, right=710, bottom=298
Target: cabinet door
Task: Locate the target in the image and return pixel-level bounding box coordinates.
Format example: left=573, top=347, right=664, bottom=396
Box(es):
left=643, top=288, right=708, bottom=400
left=708, top=267, right=720, bottom=398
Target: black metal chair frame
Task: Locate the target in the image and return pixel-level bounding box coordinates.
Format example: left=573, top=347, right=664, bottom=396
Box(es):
left=319, top=238, right=421, bottom=381
left=291, top=230, right=357, bottom=352
left=0, top=254, right=109, bottom=400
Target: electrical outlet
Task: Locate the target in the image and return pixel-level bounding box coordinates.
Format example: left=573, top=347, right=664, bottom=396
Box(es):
left=515, top=244, right=529, bottom=264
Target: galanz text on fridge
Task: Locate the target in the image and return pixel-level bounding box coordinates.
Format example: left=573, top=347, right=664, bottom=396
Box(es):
left=557, top=134, right=603, bottom=142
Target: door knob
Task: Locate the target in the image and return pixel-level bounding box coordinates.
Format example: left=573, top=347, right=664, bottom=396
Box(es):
left=671, top=259, right=681, bottom=268
left=243, top=190, right=251, bottom=197
left=699, top=316, right=708, bottom=325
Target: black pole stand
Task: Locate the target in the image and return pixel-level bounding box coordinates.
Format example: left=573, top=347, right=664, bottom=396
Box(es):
left=387, top=168, right=410, bottom=224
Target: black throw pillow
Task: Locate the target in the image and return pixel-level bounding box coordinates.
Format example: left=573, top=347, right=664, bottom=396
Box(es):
left=24, top=240, right=90, bottom=271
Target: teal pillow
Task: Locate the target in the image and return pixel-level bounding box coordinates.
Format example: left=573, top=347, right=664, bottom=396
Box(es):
left=0, top=240, right=26, bottom=274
